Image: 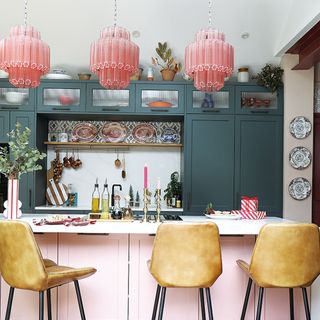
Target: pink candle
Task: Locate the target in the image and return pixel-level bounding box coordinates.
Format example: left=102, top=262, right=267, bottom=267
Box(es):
left=144, top=164, right=148, bottom=189
left=157, top=177, right=161, bottom=190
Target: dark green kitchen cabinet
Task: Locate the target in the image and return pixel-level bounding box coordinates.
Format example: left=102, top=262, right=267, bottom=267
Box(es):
left=0, top=111, right=10, bottom=142
left=184, top=115, right=235, bottom=214
left=234, top=115, right=283, bottom=216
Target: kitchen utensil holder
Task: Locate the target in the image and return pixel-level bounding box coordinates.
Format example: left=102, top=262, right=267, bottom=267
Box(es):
left=156, top=189, right=161, bottom=222
left=141, top=188, right=149, bottom=223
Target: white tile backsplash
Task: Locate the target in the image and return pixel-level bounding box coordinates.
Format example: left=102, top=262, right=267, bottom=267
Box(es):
left=47, top=147, right=181, bottom=208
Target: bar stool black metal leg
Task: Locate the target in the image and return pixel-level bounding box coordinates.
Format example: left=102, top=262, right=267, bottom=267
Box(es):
left=5, top=287, right=15, bottom=320
left=74, top=280, right=86, bottom=320
left=200, top=288, right=206, bottom=320
left=205, top=288, right=214, bottom=320
left=158, top=287, right=166, bottom=320
left=47, top=289, right=52, bottom=320
left=302, top=288, right=311, bottom=320
left=152, top=285, right=161, bottom=320
left=241, top=278, right=253, bottom=320
left=39, top=291, right=44, bottom=320
left=289, top=288, right=294, bottom=320
left=255, top=287, right=264, bottom=320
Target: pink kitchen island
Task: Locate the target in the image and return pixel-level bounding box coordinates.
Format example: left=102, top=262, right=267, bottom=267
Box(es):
left=0, top=216, right=314, bottom=320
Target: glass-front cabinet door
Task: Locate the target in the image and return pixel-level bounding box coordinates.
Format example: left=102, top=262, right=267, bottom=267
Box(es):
left=235, top=84, right=283, bottom=115
left=0, top=80, right=35, bottom=111
left=36, top=81, right=86, bottom=112
left=135, top=83, right=184, bottom=114
left=86, top=83, right=134, bottom=113
left=186, top=84, right=234, bottom=114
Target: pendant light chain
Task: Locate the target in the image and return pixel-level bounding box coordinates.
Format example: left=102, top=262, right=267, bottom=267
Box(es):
left=24, top=0, right=28, bottom=30
left=208, top=0, right=212, bottom=27
left=114, top=0, right=117, bottom=27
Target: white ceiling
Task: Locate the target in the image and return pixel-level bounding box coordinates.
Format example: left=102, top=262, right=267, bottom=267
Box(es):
left=0, top=0, right=320, bottom=79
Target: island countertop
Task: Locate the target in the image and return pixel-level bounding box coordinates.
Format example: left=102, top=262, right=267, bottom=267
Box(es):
left=18, top=214, right=291, bottom=235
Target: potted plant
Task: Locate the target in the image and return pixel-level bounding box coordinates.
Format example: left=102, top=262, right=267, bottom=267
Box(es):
left=0, top=122, right=46, bottom=218
left=255, top=63, right=284, bottom=93
left=152, top=42, right=182, bottom=81
left=164, top=171, right=182, bottom=207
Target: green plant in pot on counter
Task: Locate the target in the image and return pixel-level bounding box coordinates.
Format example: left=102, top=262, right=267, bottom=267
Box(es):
left=152, top=42, right=182, bottom=81
left=164, top=171, right=182, bottom=207
left=255, top=63, right=284, bottom=93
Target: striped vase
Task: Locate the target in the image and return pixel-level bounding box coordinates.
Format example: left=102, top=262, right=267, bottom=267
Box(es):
left=6, top=178, right=21, bottom=219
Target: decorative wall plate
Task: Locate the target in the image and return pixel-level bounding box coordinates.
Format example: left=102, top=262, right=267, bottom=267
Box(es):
left=161, top=128, right=179, bottom=143
left=100, top=122, right=127, bottom=143
left=288, top=177, right=311, bottom=200
left=72, top=123, right=98, bottom=142
left=289, top=116, right=312, bottom=139
left=289, top=147, right=311, bottom=170
left=132, top=123, right=156, bottom=143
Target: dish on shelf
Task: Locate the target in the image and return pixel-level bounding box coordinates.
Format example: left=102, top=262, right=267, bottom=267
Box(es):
left=72, top=123, right=98, bottom=142
left=205, top=211, right=241, bottom=220
left=161, top=128, right=179, bottom=143
left=289, top=116, right=312, bottom=139
left=289, top=146, right=311, bottom=170
left=288, top=177, right=311, bottom=200
left=147, top=101, right=173, bottom=108
left=44, top=73, right=72, bottom=80
left=132, top=123, right=156, bottom=143
left=100, top=122, right=128, bottom=143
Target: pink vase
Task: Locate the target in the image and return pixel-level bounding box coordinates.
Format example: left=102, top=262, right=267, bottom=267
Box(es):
left=4, top=178, right=22, bottom=219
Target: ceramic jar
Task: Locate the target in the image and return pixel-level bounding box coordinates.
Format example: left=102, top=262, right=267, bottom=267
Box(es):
left=237, top=67, right=249, bottom=82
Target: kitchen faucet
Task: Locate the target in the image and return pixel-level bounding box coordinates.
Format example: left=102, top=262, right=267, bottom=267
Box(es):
left=111, top=184, right=122, bottom=206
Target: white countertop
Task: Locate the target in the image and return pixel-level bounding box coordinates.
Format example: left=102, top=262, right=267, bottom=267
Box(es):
left=18, top=214, right=291, bottom=235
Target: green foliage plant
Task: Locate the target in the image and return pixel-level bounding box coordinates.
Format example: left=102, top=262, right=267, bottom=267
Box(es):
left=152, top=42, right=182, bottom=72
left=164, top=171, right=182, bottom=200
left=0, top=122, right=46, bottom=179
left=255, top=63, right=284, bottom=93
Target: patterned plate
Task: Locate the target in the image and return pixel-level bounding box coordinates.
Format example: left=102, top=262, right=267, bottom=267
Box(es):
left=161, top=128, right=179, bottom=143
left=289, top=147, right=312, bottom=170
left=100, top=122, right=128, bottom=143
left=72, top=123, right=98, bottom=142
left=132, top=123, right=156, bottom=143
left=288, top=177, right=312, bottom=200
left=289, top=116, right=312, bottom=139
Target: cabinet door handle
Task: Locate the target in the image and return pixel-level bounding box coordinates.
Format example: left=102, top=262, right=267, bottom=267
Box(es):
left=53, top=107, right=71, bottom=111
left=250, top=110, right=269, bottom=114
left=150, top=108, right=169, bottom=112
left=201, top=109, right=220, bottom=112
left=102, top=108, right=120, bottom=112
left=29, top=189, right=32, bottom=207
left=1, top=106, right=19, bottom=110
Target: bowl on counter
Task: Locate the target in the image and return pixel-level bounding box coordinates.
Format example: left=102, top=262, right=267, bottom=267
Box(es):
left=4, top=92, right=26, bottom=104
left=78, top=73, right=91, bottom=80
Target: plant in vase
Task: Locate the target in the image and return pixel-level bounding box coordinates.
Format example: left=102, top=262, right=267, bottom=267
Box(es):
left=164, top=171, right=182, bottom=207
left=152, top=42, right=182, bottom=81
left=0, top=122, right=46, bottom=219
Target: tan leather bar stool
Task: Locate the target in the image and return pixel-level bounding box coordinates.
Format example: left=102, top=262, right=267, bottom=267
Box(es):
left=148, top=222, right=222, bottom=320
left=237, top=223, right=320, bottom=320
left=0, top=220, right=96, bottom=320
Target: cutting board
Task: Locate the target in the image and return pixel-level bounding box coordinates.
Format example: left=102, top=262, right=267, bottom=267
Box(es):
left=46, top=178, right=68, bottom=206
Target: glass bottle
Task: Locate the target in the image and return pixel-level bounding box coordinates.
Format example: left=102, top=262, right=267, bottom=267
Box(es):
left=91, top=178, right=100, bottom=213
left=111, top=195, right=123, bottom=220
left=101, top=179, right=110, bottom=219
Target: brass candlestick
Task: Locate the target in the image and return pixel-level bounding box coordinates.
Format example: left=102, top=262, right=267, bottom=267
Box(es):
left=141, top=188, right=149, bottom=223
left=156, top=189, right=161, bottom=223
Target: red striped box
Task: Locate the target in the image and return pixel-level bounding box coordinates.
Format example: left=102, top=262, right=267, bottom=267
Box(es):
left=241, top=196, right=258, bottom=212
left=231, top=210, right=266, bottom=220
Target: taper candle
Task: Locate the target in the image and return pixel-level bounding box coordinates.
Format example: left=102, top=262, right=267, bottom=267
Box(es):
left=157, top=177, right=161, bottom=190
left=144, top=164, right=148, bottom=188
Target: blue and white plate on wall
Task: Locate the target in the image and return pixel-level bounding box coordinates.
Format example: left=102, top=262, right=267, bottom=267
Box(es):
left=289, top=116, right=312, bottom=139
left=289, top=146, right=312, bottom=170
left=288, top=177, right=311, bottom=200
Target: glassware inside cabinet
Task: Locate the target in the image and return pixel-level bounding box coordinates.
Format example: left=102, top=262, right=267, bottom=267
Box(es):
left=241, top=91, right=277, bottom=110
left=43, top=88, right=80, bottom=106
left=92, top=89, right=129, bottom=108
left=192, top=91, right=229, bottom=109
left=0, top=88, right=29, bottom=105
left=141, top=90, right=178, bottom=109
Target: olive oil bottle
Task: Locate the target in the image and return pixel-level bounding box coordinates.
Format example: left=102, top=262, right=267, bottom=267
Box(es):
left=101, top=178, right=110, bottom=219
left=91, top=178, right=100, bottom=213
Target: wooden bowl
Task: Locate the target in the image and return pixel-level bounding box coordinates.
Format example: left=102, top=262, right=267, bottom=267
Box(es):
left=78, top=73, right=91, bottom=80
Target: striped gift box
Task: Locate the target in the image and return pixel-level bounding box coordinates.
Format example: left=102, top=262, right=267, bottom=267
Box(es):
left=231, top=210, right=266, bottom=219
left=241, top=196, right=258, bottom=212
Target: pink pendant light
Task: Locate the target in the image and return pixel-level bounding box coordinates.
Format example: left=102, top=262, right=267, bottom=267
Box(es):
left=0, top=1, right=50, bottom=88
left=90, top=0, right=139, bottom=90
left=185, top=0, right=234, bottom=92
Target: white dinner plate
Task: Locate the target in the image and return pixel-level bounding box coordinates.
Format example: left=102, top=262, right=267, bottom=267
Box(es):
left=205, top=213, right=241, bottom=220
left=44, top=74, right=72, bottom=80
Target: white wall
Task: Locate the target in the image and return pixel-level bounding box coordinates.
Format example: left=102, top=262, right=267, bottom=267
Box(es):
left=46, top=147, right=181, bottom=209
left=281, top=54, right=314, bottom=222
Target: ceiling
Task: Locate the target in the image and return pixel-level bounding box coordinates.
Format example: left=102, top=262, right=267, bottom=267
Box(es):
left=0, top=0, right=319, bottom=79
